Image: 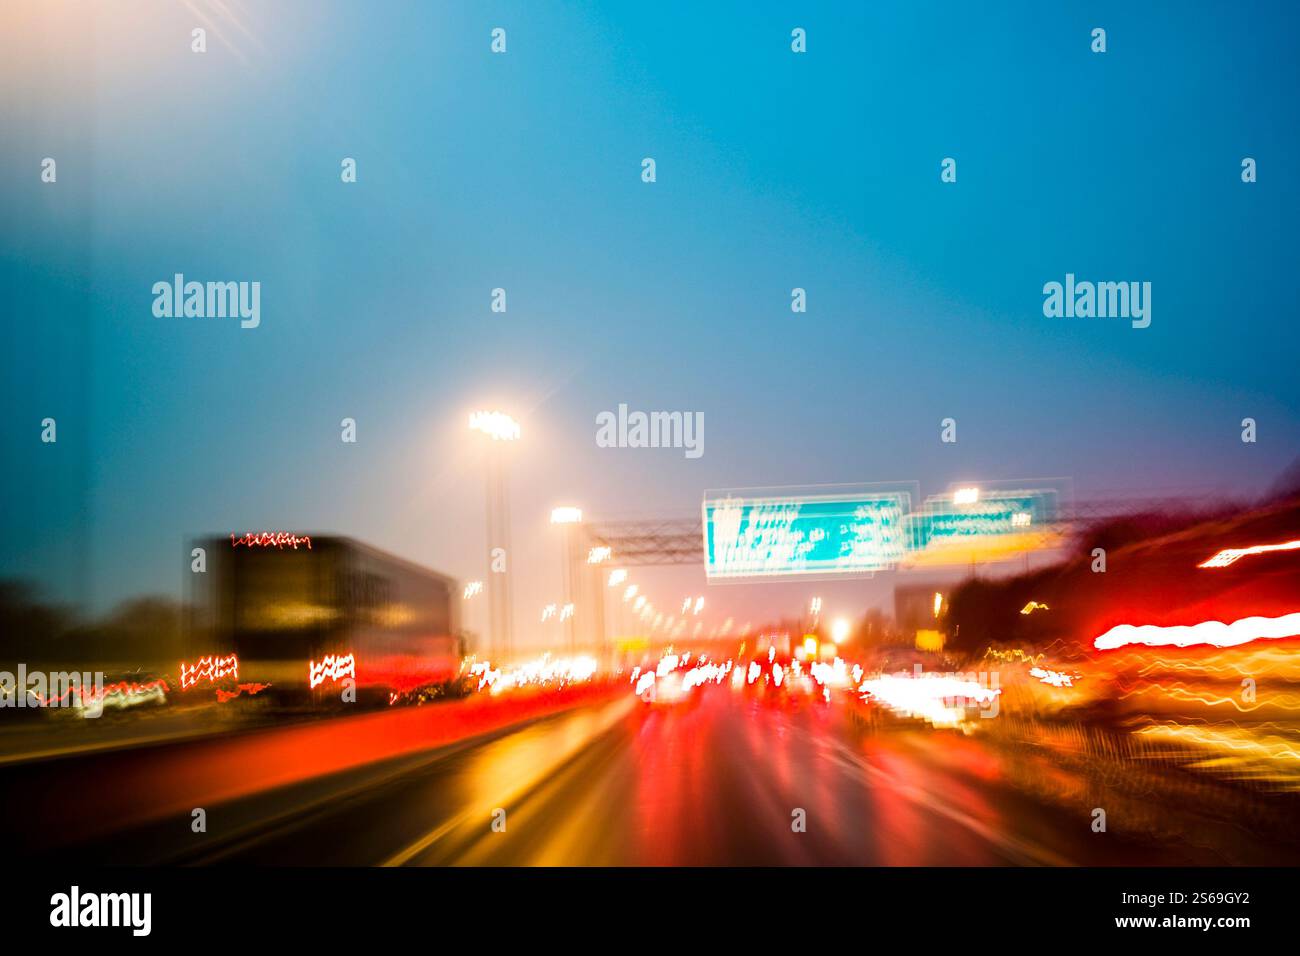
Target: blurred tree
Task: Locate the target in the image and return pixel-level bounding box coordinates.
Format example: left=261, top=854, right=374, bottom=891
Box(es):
left=0, top=580, right=74, bottom=662
left=95, top=597, right=184, bottom=664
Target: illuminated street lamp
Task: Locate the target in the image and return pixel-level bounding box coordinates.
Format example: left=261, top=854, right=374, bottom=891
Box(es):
left=469, top=410, right=521, bottom=441
left=463, top=580, right=483, bottom=600
left=550, top=506, right=583, bottom=524
left=608, top=569, right=627, bottom=587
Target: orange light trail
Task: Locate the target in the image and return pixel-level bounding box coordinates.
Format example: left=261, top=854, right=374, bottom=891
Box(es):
left=1094, top=611, right=1300, bottom=651
left=983, top=646, right=1045, bottom=666
left=1199, top=538, right=1300, bottom=568
left=1114, top=682, right=1300, bottom=713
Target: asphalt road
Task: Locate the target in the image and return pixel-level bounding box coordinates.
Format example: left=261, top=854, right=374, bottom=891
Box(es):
left=36, top=690, right=1245, bottom=865
left=10, top=682, right=1299, bottom=866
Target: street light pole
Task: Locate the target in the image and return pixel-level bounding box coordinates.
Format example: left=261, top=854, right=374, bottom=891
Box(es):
left=470, top=411, right=520, bottom=662
left=550, top=507, right=582, bottom=653
left=589, top=553, right=606, bottom=664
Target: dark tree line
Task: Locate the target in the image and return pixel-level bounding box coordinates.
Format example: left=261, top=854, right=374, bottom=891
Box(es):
left=0, top=580, right=186, bottom=666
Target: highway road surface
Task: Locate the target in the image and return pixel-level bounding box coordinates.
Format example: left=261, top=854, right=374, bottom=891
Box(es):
left=11, top=683, right=1296, bottom=866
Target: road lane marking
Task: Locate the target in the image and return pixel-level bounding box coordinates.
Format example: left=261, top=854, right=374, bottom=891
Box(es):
left=381, top=695, right=636, bottom=867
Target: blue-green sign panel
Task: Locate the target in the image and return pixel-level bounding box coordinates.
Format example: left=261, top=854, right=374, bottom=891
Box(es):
left=907, top=490, right=1058, bottom=551
left=703, top=492, right=912, bottom=579
left=703, top=487, right=1062, bottom=578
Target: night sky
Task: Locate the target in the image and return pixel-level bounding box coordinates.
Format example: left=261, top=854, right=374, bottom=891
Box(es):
left=3, top=1, right=1298, bottom=640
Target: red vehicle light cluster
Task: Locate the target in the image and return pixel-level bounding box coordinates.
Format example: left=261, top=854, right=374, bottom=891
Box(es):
left=309, top=653, right=356, bottom=689
left=230, top=532, right=313, bottom=550
left=179, top=654, right=239, bottom=690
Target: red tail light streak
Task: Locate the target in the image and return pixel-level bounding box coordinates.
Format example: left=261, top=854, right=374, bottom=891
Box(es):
left=179, top=654, right=239, bottom=690
left=309, top=653, right=356, bottom=689
left=12, top=679, right=170, bottom=710
left=1094, top=611, right=1300, bottom=651
left=1199, top=538, right=1300, bottom=568
left=230, top=532, right=313, bottom=550
left=215, top=682, right=271, bottom=703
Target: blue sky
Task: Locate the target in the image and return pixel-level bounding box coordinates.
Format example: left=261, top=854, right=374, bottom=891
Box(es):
left=3, top=1, right=1298, bottom=636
